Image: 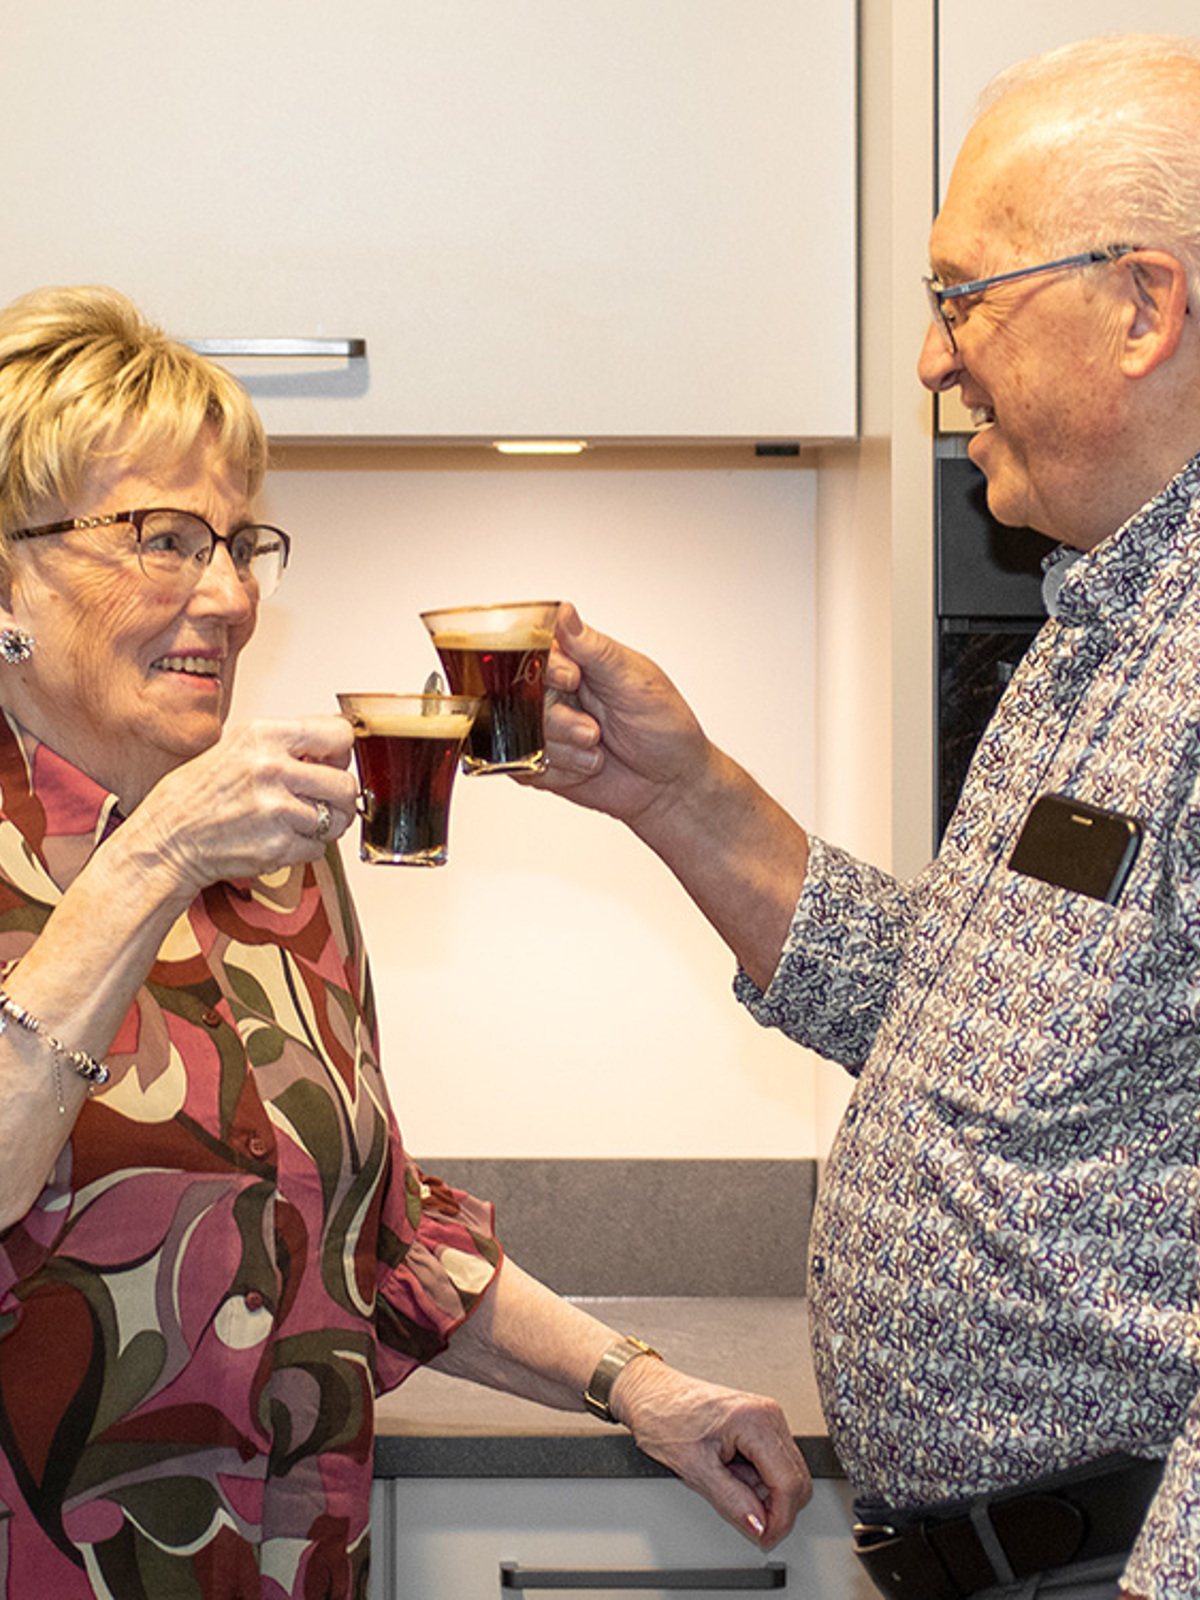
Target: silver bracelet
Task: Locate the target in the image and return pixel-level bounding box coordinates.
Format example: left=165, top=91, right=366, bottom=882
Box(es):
left=0, top=986, right=110, bottom=1115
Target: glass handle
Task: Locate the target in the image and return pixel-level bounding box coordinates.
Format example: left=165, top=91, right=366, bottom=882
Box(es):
left=499, top=1563, right=787, bottom=1591
left=182, top=337, right=367, bottom=358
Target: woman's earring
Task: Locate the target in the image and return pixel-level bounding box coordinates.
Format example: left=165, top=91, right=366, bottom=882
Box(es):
left=0, top=628, right=35, bottom=665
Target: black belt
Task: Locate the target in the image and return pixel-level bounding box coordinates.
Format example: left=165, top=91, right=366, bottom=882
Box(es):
left=853, top=1453, right=1164, bottom=1600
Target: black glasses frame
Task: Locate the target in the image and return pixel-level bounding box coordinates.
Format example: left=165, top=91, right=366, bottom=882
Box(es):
left=923, top=244, right=1135, bottom=351
left=9, top=507, right=291, bottom=596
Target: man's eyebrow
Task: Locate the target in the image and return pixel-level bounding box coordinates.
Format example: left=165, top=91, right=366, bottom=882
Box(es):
left=928, top=257, right=974, bottom=284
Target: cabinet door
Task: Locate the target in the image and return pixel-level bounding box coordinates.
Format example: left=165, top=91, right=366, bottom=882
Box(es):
left=1, top=1, right=855, bottom=443
left=368, top=1478, right=874, bottom=1600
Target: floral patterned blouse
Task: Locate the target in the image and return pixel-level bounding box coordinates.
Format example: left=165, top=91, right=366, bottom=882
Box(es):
left=737, top=453, right=1200, bottom=1597
left=0, top=715, right=502, bottom=1600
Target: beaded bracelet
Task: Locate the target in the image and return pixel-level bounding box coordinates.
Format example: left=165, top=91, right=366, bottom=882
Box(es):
left=0, top=986, right=110, bottom=1115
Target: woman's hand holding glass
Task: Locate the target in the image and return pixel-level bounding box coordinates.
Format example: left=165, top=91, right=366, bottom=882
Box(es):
left=121, top=716, right=358, bottom=898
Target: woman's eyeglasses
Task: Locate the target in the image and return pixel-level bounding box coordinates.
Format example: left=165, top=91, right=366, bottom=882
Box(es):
left=8, top=508, right=291, bottom=599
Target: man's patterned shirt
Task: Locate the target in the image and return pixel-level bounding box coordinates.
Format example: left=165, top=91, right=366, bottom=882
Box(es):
left=737, top=455, right=1200, bottom=1596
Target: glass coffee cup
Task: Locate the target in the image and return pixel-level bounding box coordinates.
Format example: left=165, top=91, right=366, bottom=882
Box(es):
left=419, top=601, right=560, bottom=775
left=337, top=692, right=480, bottom=865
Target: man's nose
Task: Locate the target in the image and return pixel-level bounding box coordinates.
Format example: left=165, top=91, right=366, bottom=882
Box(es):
left=917, top=320, right=963, bottom=393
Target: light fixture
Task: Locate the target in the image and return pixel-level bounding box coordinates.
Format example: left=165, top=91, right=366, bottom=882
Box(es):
left=491, top=439, right=589, bottom=456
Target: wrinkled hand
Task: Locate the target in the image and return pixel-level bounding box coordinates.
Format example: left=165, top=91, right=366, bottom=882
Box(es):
left=537, top=603, right=713, bottom=827
left=125, top=717, right=357, bottom=895
left=611, top=1358, right=812, bottom=1550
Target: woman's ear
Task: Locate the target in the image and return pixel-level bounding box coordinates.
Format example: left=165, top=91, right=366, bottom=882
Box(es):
left=1119, top=250, right=1191, bottom=378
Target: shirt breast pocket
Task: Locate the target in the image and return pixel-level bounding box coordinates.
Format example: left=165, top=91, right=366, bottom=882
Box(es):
left=926, top=871, right=1163, bottom=1141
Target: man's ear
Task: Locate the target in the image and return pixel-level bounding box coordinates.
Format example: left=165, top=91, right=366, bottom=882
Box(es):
left=1119, top=250, right=1191, bottom=378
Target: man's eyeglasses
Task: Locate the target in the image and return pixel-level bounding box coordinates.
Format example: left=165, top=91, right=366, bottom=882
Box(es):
left=923, top=245, right=1135, bottom=352
left=8, top=508, right=291, bottom=599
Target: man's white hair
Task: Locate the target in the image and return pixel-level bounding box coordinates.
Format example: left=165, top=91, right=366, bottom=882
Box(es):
left=974, top=33, right=1200, bottom=305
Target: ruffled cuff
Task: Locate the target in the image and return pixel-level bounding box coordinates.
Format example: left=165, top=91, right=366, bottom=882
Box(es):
left=374, top=1164, right=503, bottom=1393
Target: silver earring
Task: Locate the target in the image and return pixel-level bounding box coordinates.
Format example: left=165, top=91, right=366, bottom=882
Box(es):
left=0, top=628, right=34, bottom=665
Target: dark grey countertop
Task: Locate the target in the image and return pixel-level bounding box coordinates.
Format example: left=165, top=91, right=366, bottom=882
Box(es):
left=373, top=1296, right=841, bottom=1479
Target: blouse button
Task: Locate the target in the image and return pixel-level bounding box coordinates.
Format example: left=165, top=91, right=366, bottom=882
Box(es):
left=246, top=1134, right=270, bottom=1159
left=244, top=1291, right=265, bottom=1312
left=201, top=1008, right=222, bottom=1028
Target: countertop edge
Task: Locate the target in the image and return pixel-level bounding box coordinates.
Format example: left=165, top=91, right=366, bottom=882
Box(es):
left=373, top=1431, right=844, bottom=1480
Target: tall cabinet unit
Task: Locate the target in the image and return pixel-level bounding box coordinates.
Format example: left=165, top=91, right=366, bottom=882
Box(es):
left=1, top=2, right=856, bottom=444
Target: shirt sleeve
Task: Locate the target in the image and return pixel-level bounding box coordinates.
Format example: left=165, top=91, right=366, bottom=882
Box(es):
left=732, top=834, right=921, bottom=1070
left=1121, top=785, right=1200, bottom=1598
left=373, top=1134, right=504, bottom=1394
left=1121, top=1418, right=1200, bottom=1598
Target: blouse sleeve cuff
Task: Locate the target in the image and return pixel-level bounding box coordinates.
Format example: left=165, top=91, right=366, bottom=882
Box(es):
left=374, top=1171, right=504, bottom=1392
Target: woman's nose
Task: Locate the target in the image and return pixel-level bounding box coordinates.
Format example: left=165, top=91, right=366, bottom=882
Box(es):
left=192, top=542, right=255, bottom=616
left=917, top=320, right=963, bottom=393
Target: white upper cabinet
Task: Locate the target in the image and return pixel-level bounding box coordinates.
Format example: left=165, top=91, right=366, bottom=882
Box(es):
left=1, top=2, right=857, bottom=443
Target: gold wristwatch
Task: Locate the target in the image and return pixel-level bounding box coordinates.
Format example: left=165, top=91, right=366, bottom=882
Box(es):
left=583, top=1336, right=662, bottom=1423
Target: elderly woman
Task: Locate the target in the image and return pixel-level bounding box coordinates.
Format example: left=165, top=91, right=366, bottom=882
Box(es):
left=0, top=286, right=808, bottom=1599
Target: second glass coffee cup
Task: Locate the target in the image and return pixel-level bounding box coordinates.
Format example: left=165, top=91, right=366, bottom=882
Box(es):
left=337, top=692, right=480, bottom=865
left=420, top=601, right=560, bottom=775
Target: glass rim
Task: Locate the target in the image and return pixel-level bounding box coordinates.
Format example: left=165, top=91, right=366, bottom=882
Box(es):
left=336, top=691, right=481, bottom=714
left=419, top=599, right=561, bottom=623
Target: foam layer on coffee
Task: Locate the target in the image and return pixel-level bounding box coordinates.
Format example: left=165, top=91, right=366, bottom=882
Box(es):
left=355, top=712, right=475, bottom=738
left=430, top=626, right=554, bottom=652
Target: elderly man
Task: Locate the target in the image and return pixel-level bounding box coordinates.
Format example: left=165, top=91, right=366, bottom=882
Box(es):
left=537, top=33, right=1200, bottom=1600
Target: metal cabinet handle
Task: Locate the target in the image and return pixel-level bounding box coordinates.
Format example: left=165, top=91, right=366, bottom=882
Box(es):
left=182, top=337, right=367, bottom=358
left=499, top=1563, right=786, bottom=1590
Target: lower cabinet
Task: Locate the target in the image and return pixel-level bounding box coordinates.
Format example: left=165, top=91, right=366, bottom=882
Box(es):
left=368, top=1476, right=875, bottom=1599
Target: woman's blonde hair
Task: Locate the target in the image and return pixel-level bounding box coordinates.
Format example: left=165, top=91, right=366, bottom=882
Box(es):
left=0, top=284, right=267, bottom=557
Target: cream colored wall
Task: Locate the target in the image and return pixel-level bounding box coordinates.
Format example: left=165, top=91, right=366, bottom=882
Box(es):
left=233, top=448, right=836, bottom=1158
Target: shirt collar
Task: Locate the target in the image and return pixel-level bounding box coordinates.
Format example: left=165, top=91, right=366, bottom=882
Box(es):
left=0, top=714, right=121, bottom=889
left=1044, top=451, right=1200, bottom=628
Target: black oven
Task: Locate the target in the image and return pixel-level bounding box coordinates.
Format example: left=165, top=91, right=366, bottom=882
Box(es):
left=935, top=455, right=1056, bottom=839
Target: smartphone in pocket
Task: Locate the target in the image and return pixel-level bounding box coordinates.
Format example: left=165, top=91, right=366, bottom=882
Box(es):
left=1008, top=793, right=1142, bottom=904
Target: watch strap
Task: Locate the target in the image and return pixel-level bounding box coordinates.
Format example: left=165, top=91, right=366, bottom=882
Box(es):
left=583, top=1336, right=662, bottom=1423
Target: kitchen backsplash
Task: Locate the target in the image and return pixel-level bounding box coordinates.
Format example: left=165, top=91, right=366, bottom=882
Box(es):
left=423, top=1158, right=815, bottom=1297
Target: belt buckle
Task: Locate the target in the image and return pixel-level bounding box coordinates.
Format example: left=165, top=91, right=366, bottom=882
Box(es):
left=853, top=1520, right=898, bottom=1551
left=852, top=1521, right=963, bottom=1600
